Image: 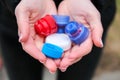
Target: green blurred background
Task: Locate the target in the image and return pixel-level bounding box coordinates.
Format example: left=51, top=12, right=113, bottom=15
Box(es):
left=93, top=0, right=120, bottom=76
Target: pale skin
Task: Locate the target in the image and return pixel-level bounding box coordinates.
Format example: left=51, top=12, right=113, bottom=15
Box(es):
left=15, top=0, right=58, bottom=73
left=58, top=0, right=103, bottom=72
left=15, top=0, right=103, bottom=73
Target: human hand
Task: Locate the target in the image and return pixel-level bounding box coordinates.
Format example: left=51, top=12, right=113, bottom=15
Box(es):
left=58, top=0, right=103, bottom=71
left=15, top=0, right=58, bottom=73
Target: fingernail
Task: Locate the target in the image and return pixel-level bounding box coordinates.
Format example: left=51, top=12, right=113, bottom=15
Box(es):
left=60, top=66, right=68, bottom=72
left=40, top=61, right=44, bottom=64
left=19, top=35, right=23, bottom=42
left=61, top=68, right=67, bottom=72
left=40, top=60, right=46, bottom=64
left=49, top=70, right=55, bottom=74
left=100, top=39, right=104, bottom=47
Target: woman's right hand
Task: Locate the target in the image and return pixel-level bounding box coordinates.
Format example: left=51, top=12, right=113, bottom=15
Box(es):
left=15, top=0, right=58, bottom=73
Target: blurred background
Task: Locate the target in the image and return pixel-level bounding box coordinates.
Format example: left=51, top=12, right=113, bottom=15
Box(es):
left=93, top=0, right=120, bottom=80
left=0, top=0, right=120, bottom=80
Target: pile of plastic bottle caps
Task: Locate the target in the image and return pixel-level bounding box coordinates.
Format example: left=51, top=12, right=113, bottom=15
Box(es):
left=34, top=15, right=89, bottom=59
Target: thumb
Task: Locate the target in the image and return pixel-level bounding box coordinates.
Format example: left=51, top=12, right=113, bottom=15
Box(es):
left=15, top=8, right=30, bottom=42
left=58, top=1, right=69, bottom=16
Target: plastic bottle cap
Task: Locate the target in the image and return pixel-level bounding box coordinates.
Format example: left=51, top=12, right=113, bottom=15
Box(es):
left=43, top=15, right=58, bottom=33
left=45, top=33, right=72, bottom=51
left=52, top=15, right=70, bottom=27
left=34, top=15, right=57, bottom=36
left=42, top=43, right=64, bottom=59
left=52, top=15, right=70, bottom=33
left=65, top=21, right=80, bottom=35
left=65, top=21, right=89, bottom=44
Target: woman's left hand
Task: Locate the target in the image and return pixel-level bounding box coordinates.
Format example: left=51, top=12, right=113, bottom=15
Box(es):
left=58, top=0, right=103, bottom=72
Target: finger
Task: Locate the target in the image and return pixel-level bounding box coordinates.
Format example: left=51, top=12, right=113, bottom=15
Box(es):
left=15, top=8, right=30, bottom=42
left=69, top=34, right=93, bottom=59
left=29, top=13, right=41, bottom=24
left=54, top=59, right=61, bottom=67
left=43, top=58, right=57, bottom=74
left=71, top=57, right=82, bottom=65
left=73, top=15, right=88, bottom=25
left=59, top=34, right=93, bottom=71
left=30, top=1, right=57, bottom=24
left=87, top=13, right=103, bottom=48
left=58, top=1, right=69, bottom=16
left=59, top=51, right=71, bottom=72
left=47, top=0, right=57, bottom=15
left=90, top=20, right=103, bottom=47
left=21, top=36, right=46, bottom=63
left=35, top=35, right=44, bottom=50
left=58, top=1, right=74, bottom=21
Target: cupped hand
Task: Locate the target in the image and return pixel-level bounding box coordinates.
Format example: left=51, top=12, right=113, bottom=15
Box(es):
left=15, top=0, right=58, bottom=73
left=58, top=0, right=103, bottom=71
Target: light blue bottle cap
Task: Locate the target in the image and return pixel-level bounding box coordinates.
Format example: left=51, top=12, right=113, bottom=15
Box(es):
left=65, top=21, right=89, bottom=45
left=42, top=43, right=64, bottom=59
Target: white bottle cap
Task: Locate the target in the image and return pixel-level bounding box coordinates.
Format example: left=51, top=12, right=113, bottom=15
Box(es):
left=45, top=33, right=72, bottom=51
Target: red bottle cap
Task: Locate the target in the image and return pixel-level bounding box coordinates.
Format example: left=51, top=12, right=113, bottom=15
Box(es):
left=34, top=15, right=58, bottom=36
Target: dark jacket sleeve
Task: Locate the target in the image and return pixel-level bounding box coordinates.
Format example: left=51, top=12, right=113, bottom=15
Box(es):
left=92, top=0, right=116, bottom=12
left=0, top=0, right=115, bottom=14
left=0, top=0, right=116, bottom=37
left=0, top=0, right=20, bottom=14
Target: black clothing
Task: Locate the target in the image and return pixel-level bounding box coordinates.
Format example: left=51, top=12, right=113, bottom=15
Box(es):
left=0, top=0, right=116, bottom=80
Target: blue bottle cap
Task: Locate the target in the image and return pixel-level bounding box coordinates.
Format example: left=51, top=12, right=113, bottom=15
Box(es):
left=65, top=21, right=89, bottom=45
left=57, top=29, right=65, bottom=33
left=65, top=21, right=79, bottom=35
left=42, top=43, right=64, bottom=59
left=52, top=15, right=70, bottom=27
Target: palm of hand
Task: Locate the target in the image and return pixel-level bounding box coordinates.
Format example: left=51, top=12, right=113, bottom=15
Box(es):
left=58, top=0, right=103, bottom=71
left=15, top=0, right=58, bottom=73
left=15, top=0, right=103, bottom=73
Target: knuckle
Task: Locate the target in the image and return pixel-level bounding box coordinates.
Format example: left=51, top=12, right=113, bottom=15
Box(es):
left=95, top=10, right=101, bottom=18
left=88, top=10, right=101, bottom=19
left=15, top=5, right=20, bottom=16
left=101, top=27, right=104, bottom=32
left=22, top=44, right=29, bottom=52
